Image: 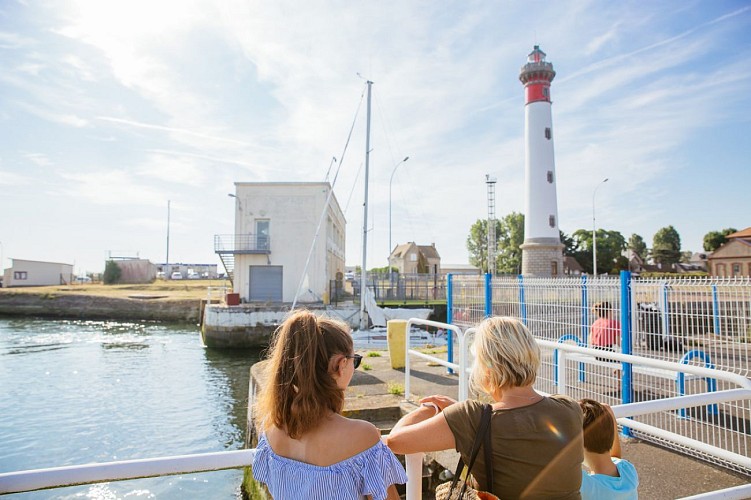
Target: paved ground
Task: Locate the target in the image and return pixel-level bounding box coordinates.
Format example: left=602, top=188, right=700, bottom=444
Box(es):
left=336, top=346, right=750, bottom=499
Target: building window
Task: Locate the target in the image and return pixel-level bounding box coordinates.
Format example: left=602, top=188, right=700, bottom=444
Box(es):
left=551, top=261, right=558, bottom=276
left=716, top=264, right=726, bottom=277
left=255, top=219, right=270, bottom=250
left=549, top=215, right=556, bottom=228
left=14, top=271, right=27, bottom=280
left=547, top=170, right=554, bottom=183
left=545, top=127, right=551, bottom=140
left=410, top=253, right=417, bottom=262
left=543, top=87, right=549, bottom=99
left=732, top=263, right=741, bottom=276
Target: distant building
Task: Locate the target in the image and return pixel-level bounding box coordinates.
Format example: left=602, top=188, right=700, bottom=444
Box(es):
left=708, top=227, right=751, bottom=277
left=442, top=263, right=481, bottom=276
left=389, top=242, right=441, bottom=275
left=111, top=258, right=157, bottom=283
left=563, top=256, right=584, bottom=276
left=3, top=259, right=74, bottom=287
left=216, top=182, right=345, bottom=303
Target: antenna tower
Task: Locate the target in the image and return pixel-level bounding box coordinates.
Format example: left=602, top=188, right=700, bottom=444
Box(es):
left=486, top=174, right=497, bottom=275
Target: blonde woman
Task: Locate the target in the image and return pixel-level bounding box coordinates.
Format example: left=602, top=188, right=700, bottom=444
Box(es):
left=386, top=316, right=584, bottom=499
left=252, top=310, right=406, bottom=499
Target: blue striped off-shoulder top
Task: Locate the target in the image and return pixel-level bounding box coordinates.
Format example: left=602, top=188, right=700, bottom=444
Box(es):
left=253, top=433, right=407, bottom=499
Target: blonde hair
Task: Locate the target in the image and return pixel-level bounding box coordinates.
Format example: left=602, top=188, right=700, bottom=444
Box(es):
left=255, top=310, right=353, bottom=439
left=469, top=316, right=540, bottom=395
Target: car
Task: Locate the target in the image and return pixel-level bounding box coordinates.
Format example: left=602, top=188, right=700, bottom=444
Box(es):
left=171, top=271, right=183, bottom=280
left=345, top=271, right=355, bottom=281
left=74, top=276, right=92, bottom=284
left=156, top=271, right=166, bottom=279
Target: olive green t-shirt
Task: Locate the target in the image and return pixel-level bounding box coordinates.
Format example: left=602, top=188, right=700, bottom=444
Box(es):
left=443, top=395, right=583, bottom=499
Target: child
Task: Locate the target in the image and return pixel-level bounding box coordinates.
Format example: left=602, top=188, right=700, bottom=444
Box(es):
left=579, top=398, right=639, bottom=499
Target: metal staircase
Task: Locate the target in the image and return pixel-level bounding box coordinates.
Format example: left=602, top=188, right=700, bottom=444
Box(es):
left=216, top=252, right=235, bottom=286
left=214, top=234, right=271, bottom=287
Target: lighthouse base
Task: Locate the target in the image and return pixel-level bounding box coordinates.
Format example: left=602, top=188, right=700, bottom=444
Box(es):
left=521, top=239, right=564, bottom=277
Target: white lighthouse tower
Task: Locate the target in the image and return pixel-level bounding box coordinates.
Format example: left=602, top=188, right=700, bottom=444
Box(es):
left=519, top=45, right=564, bottom=277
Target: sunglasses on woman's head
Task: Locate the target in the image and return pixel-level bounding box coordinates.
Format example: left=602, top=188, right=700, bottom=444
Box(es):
left=345, top=354, right=363, bottom=369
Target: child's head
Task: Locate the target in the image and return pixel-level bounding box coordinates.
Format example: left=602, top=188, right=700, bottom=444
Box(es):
left=593, top=301, right=612, bottom=319
left=579, top=398, right=615, bottom=454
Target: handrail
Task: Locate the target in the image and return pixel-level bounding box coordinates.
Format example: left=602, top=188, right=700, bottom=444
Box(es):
left=540, top=339, right=751, bottom=390
left=0, top=449, right=257, bottom=495
left=404, top=318, right=467, bottom=401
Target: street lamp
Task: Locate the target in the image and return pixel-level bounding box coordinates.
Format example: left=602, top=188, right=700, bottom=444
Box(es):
left=592, top=178, right=609, bottom=277
left=388, top=156, right=410, bottom=268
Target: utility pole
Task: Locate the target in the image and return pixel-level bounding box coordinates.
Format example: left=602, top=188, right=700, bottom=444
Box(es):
left=166, top=200, right=171, bottom=266
left=486, top=175, right=497, bottom=275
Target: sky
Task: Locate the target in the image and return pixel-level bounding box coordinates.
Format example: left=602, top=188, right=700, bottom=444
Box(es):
left=1, top=1, right=750, bottom=275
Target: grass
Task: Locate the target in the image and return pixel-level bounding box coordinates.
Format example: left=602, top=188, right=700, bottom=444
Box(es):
left=361, top=362, right=372, bottom=371
left=0, top=279, right=232, bottom=300
left=386, top=381, right=404, bottom=396
left=366, top=351, right=382, bottom=357
left=418, top=345, right=448, bottom=355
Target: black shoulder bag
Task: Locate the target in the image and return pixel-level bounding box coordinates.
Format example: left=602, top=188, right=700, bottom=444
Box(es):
left=435, top=403, right=496, bottom=500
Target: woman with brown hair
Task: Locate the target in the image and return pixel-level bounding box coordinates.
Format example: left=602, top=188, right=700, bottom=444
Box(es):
left=386, top=316, right=583, bottom=499
left=252, top=310, right=406, bottom=499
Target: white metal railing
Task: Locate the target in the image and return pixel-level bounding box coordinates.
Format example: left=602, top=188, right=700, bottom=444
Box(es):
left=0, top=449, right=257, bottom=495
left=404, top=318, right=469, bottom=402
left=206, top=285, right=228, bottom=303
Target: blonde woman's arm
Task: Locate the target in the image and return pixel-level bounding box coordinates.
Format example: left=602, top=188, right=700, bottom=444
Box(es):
left=385, top=395, right=456, bottom=455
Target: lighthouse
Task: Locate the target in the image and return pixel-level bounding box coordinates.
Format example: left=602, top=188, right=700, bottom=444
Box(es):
left=519, top=45, right=564, bottom=277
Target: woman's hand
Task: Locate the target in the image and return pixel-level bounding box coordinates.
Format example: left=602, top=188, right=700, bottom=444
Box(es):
left=419, top=395, right=457, bottom=412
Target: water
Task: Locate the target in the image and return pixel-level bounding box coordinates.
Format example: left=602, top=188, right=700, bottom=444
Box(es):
left=0, top=317, right=261, bottom=499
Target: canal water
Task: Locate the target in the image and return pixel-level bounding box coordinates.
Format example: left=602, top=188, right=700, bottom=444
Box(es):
left=0, top=317, right=261, bottom=499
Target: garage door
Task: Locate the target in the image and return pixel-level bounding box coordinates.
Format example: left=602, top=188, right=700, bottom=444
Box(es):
left=249, top=266, right=283, bottom=302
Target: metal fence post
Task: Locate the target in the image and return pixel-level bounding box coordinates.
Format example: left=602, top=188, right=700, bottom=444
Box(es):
left=518, top=275, right=527, bottom=326
left=485, top=273, right=493, bottom=318
left=581, top=275, right=589, bottom=345
left=447, top=273, right=454, bottom=374
left=620, top=270, right=633, bottom=437
left=712, top=284, right=721, bottom=336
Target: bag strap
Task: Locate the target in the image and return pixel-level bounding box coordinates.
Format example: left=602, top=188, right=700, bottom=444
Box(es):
left=483, top=404, right=494, bottom=495
left=447, top=404, right=493, bottom=498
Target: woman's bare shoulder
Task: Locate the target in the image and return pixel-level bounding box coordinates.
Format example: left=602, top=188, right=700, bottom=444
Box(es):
left=326, top=416, right=381, bottom=453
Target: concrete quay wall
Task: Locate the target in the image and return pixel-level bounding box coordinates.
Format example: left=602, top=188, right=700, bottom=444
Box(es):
left=0, top=291, right=200, bottom=322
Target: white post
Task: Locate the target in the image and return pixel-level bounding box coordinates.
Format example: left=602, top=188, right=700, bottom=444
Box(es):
left=405, top=453, right=423, bottom=500
left=592, top=178, right=608, bottom=277
left=557, top=350, right=568, bottom=395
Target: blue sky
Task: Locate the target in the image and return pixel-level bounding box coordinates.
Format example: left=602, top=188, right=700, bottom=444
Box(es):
left=1, top=1, right=749, bottom=275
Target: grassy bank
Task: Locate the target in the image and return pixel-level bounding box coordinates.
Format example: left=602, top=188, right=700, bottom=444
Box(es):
left=0, top=279, right=232, bottom=300
left=0, top=280, right=232, bottom=322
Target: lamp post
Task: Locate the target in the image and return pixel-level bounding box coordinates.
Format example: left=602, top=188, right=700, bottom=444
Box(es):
left=592, top=178, right=609, bottom=277
left=388, top=156, right=410, bottom=267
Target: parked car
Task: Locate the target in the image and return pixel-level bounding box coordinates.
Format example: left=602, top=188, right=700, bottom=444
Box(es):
left=156, top=271, right=166, bottom=279
left=345, top=271, right=355, bottom=281
left=74, top=276, right=92, bottom=284
left=171, top=271, right=183, bottom=280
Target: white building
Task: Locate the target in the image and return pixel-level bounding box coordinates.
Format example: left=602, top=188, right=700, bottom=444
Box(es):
left=216, top=182, right=346, bottom=303
left=3, top=259, right=74, bottom=287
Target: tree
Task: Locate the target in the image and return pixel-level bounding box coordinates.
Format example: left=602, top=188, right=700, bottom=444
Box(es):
left=466, top=212, right=525, bottom=274
left=560, top=230, right=576, bottom=257
left=652, top=226, right=682, bottom=266
left=703, top=228, right=737, bottom=252
left=570, top=228, right=626, bottom=275
left=628, top=233, right=648, bottom=260
left=103, top=260, right=122, bottom=284
left=496, top=212, right=525, bottom=274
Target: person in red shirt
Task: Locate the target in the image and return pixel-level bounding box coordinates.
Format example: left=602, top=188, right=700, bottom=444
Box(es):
left=590, top=302, right=620, bottom=361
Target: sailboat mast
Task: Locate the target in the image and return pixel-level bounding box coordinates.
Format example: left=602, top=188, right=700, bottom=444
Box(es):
left=359, top=80, right=372, bottom=331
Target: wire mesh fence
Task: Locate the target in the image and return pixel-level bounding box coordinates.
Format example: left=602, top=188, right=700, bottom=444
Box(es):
left=448, top=273, right=751, bottom=475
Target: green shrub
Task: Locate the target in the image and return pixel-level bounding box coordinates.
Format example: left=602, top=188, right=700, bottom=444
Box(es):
left=103, top=260, right=122, bottom=284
